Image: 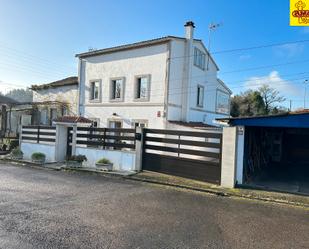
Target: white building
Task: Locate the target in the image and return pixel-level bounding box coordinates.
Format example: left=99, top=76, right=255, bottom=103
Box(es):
left=31, top=77, right=79, bottom=125
left=76, top=21, right=231, bottom=129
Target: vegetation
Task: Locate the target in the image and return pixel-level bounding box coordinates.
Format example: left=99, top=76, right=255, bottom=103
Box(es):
left=5, top=88, right=33, bottom=103
left=31, top=152, right=46, bottom=160
left=11, top=147, right=23, bottom=157
left=96, top=158, right=112, bottom=164
left=230, top=84, right=287, bottom=117
left=9, top=140, right=19, bottom=150
left=66, top=155, right=87, bottom=163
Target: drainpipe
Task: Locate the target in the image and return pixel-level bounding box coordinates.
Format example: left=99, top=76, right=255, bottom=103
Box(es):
left=163, top=41, right=171, bottom=128
left=77, top=58, right=84, bottom=116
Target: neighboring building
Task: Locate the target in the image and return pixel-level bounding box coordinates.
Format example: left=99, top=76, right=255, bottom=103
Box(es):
left=0, top=95, right=34, bottom=137
left=31, top=76, right=79, bottom=125
left=76, top=21, right=231, bottom=129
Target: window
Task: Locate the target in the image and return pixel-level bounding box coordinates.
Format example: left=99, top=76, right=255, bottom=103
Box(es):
left=194, top=47, right=206, bottom=70
left=50, top=108, right=58, bottom=125
left=62, top=106, right=68, bottom=116
left=132, top=121, right=148, bottom=128
left=110, top=78, right=124, bottom=101
left=197, top=85, right=204, bottom=107
left=135, top=76, right=150, bottom=100
left=90, top=81, right=100, bottom=101
left=216, top=90, right=230, bottom=114
left=40, top=109, right=48, bottom=125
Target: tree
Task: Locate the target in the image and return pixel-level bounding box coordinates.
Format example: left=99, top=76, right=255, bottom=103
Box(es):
left=230, top=90, right=265, bottom=117
left=258, top=84, right=286, bottom=114
left=5, top=88, right=33, bottom=103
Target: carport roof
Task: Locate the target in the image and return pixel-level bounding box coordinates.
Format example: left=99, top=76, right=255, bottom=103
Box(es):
left=218, top=111, right=309, bottom=128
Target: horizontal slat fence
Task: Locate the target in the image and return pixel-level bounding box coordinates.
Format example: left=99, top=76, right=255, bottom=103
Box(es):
left=75, top=127, right=136, bottom=150
left=21, top=125, right=56, bottom=143
left=142, top=128, right=222, bottom=184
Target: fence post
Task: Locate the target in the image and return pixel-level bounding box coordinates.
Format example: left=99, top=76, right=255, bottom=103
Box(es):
left=220, top=127, right=237, bottom=188
left=103, top=128, right=106, bottom=149
left=71, top=124, right=77, bottom=156
left=19, top=125, right=23, bottom=147
left=37, top=125, right=40, bottom=143
left=134, top=127, right=144, bottom=171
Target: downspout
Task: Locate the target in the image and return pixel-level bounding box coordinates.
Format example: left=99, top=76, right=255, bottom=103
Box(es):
left=77, top=58, right=83, bottom=116
left=163, top=41, right=171, bottom=128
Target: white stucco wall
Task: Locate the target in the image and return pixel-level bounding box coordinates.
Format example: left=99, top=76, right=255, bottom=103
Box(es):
left=75, top=147, right=136, bottom=171
left=21, top=142, right=56, bottom=162
left=167, top=39, right=231, bottom=126
left=79, top=43, right=168, bottom=128
left=78, top=36, right=231, bottom=129
left=33, top=85, right=79, bottom=115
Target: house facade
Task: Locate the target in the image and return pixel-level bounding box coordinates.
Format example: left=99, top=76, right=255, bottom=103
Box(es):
left=77, top=21, right=231, bottom=129
left=31, top=76, right=79, bottom=125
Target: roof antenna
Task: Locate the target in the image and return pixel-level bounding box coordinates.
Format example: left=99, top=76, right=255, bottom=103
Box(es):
left=206, top=22, right=222, bottom=70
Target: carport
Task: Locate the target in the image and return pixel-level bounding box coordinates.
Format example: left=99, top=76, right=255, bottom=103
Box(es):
left=225, top=111, right=309, bottom=195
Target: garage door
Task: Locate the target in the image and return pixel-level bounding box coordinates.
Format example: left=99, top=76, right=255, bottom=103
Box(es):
left=142, top=129, right=222, bottom=184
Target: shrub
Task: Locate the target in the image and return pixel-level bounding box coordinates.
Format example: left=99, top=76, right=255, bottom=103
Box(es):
left=31, top=152, right=46, bottom=160
left=96, top=158, right=111, bottom=164
left=66, top=155, right=87, bottom=163
left=11, top=147, right=23, bottom=157
left=9, top=139, right=19, bottom=150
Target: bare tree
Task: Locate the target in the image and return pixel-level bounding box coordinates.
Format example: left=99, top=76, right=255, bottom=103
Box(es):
left=258, top=84, right=286, bottom=114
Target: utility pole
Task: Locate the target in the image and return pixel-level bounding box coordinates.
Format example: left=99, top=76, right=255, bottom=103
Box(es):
left=289, top=99, right=292, bottom=112
left=206, top=22, right=222, bottom=70
left=304, top=80, right=308, bottom=109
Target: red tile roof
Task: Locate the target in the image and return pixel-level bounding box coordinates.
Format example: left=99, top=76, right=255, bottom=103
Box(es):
left=54, top=116, right=92, bottom=123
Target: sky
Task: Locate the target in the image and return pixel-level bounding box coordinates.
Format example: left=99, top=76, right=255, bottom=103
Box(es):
left=0, top=0, right=308, bottom=110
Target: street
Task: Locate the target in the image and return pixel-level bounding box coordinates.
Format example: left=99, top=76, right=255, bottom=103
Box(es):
left=0, top=163, right=308, bottom=249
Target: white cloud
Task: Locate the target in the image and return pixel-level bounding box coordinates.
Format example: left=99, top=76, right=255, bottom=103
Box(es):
left=274, top=43, right=304, bottom=58
left=244, top=71, right=302, bottom=96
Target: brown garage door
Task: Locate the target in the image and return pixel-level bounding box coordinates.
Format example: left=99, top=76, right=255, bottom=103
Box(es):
left=142, top=129, right=222, bottom=184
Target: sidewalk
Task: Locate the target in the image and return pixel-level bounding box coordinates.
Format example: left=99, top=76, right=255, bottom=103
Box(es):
left=125, top=171, right=309, bottom=208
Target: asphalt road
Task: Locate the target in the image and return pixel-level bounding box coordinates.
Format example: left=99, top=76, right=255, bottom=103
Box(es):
left=0, top=163, right=308, bottom=249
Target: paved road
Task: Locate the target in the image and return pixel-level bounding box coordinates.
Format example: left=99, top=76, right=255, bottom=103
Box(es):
left=0, top=164, right=308, bottom=249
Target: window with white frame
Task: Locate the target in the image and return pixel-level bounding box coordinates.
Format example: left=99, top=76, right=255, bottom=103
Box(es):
left=194, top=47, right=206, bottom=70
left=89, top=81, right=100, bottom=101
left=135, top=76, right=150, bottom=100
left=132, top=120, right=148, bottom=128
left=197, top=85, right=204, bottom=107
left=110, top=78, right=124, bottom=101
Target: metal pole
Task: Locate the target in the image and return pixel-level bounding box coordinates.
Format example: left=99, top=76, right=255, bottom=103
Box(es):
left=304, top=80, right=308, bottom=109
left=206, top=22, right=221, bottom=71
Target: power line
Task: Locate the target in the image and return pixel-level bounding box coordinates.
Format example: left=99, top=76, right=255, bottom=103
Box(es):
left=212, top=39, right=309, bottom=55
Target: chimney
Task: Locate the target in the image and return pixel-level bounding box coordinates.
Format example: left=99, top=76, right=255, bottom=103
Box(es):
left=184, top=21, right=195, bottom=40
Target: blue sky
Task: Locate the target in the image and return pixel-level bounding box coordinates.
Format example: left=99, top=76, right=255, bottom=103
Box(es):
left=0, top=0, right=308, bottom=109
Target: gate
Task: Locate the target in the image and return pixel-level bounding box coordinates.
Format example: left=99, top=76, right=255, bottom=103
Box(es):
left=142, top=129, right=222, bottom=184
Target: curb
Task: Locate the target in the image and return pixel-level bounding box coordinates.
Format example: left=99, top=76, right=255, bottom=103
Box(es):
left=1, top=159, right=308, bottom=209
left=124, top=176, right=309, bottom=209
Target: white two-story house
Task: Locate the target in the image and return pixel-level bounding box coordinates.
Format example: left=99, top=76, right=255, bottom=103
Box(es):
left=76, top=21, right=231, bottom=129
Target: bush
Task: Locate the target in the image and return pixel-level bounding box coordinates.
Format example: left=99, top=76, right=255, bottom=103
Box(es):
left=66, top=155, right=87, bottom=163
left=11, top=147, right=23, bottom=157
left=9, top=139, right=19, bottom=150
left=31, top=152, right=46, bottom=160
left=96, top=158, right=111, bottom=164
